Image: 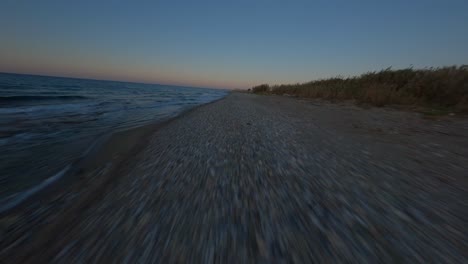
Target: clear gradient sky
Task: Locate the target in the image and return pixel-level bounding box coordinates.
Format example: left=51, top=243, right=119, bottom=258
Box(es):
left=1, top=0, right=467, bottom=89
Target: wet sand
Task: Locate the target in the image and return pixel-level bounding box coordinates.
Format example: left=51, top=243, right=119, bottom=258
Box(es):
left=1, top=93, right=467, bottom=262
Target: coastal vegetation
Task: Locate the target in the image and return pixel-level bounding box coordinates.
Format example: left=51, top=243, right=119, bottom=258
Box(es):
left=252, top=66, right=468, bottom=112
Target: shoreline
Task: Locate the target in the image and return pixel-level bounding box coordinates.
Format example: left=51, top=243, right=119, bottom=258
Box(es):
left=1, top=94, right=229, bottom=216
left=0, top=95, right=229, bottom=252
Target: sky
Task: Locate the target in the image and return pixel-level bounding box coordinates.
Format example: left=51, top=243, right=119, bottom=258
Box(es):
left=1, top=0, right=467, bottom=89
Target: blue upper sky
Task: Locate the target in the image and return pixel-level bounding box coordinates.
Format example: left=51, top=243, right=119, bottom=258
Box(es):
left=1, top=0, right=467, bottom=89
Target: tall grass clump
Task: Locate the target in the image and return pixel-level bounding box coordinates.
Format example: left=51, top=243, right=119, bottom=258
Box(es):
left=252, top=84, right=270, bottom=93
left=252, top=66, right=468, bottom=111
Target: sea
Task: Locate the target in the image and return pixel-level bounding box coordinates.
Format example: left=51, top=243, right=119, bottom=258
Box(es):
left=0, top=73, right=228, bottom=211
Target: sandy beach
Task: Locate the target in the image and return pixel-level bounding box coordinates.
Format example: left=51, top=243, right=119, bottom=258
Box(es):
left=1, top=92, right=467, bottom=262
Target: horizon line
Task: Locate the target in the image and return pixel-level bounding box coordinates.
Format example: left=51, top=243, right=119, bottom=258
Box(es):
left=0, top=71, right=233, bottom=91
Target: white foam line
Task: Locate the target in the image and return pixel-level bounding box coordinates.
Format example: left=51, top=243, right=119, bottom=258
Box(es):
left=0, top=133, right=110, bottom=214
left=0, top=165, right=71, bottom=214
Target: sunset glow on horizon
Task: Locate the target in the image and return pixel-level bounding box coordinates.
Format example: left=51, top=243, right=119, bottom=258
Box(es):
left=1, top=0, right=468, bottom=89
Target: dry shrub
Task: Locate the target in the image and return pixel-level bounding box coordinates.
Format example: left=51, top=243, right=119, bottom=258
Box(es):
left=255, top=66, right=468, bottom=111
left=252, top=84, right=270, bottom=93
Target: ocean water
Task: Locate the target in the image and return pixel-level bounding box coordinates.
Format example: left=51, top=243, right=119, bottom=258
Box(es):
left=0, top=73, right=227, bottom=210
